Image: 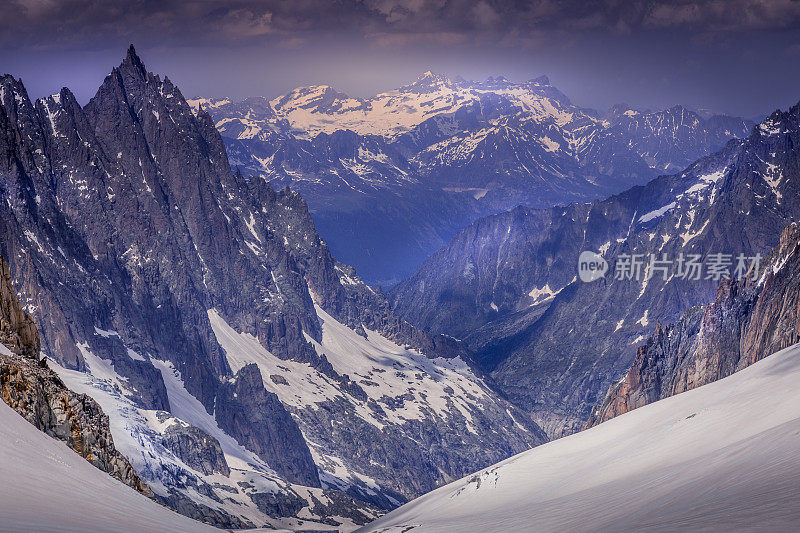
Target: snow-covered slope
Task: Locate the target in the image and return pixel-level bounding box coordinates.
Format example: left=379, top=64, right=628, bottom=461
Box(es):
left=49, top=349, right=379, bottom=532
left=206, top=304, right=544, bottom=508
left=268, top=73, right=573, bottom=139
left=358, top=343, right=800, bottom=532
left=0, top=399, right=219, bottom=533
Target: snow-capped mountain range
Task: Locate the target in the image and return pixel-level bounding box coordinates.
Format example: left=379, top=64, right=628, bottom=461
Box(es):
left=267, top=73, right=577, bottom=139
left=391, top=98, right=800, bottom=438
left=1, top=46, right=791, bottom=533
left=0, top=47, right=544, bottom=530
left=191, top=72, right=752, bottom=285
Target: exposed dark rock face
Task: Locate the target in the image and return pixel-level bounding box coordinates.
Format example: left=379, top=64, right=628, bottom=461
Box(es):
left=249, top=491, right=306, bottom=519
left=308, top=489, right=377, bottom=527
left=0, top=254, right=150, bottom=497
left=246, top=483, right=375, bottom=527
left=155, top=489, right=252, bottom=530
left=160, top=415, right=230, bottom=476
left=586, top=223, right=800, bottom=427
left=0, top=257, right=39, bottom=357
left=0, top=46, right=543, bottom=524
left=0, top=46, right=323, bottom=488
left=602, top=104, right=753, bottom=173
left=393, top=101, right=800, bottom=438
left=216, top=363, right=319, bottom=487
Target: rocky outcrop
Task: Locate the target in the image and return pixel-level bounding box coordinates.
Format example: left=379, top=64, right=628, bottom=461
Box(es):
left=248, top=491, right=305, bottom=519
left=216, top=364, right=320, bottom=487
left=155, top=490, right=252, bottom=530
left=160, top=416, right=230, bottom=476
left=0, top=255, right=150, bottom=497
left=587, top=223, right=800, bottom=427
left=0, top=354, right=152, bottom=497
left=0, top=257, right=39, bottom=357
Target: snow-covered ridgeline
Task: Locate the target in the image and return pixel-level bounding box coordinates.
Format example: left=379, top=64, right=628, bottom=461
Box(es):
left=268, top=74, right=573, bottom=139
left=207, top=305, right=523, bottom=474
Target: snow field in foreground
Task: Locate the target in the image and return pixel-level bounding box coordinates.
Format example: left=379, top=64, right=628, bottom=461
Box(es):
left=359, top=342, right=800, bottom=533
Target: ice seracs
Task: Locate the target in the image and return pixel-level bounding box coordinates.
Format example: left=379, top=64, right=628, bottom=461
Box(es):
left=0, top=384, right=219, bottom=533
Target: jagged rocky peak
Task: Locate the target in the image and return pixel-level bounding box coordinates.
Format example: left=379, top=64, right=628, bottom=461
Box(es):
left=756, top=99, right=800, bottom=137
left=0, top=74, right=35, bottom=114
left=122, top=44, right=147, bottom=77
left=0, top=46, right=549, bottom=528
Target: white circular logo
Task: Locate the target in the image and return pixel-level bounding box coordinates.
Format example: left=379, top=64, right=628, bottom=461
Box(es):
left=578, top=251, right=608, bottom=282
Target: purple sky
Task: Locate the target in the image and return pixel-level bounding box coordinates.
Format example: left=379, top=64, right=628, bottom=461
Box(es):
left=3, top=0, right=800, bottom=118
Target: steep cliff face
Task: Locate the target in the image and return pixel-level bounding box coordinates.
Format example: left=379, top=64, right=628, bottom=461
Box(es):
left=0, top=257, right=39, bottom=357
left=215, top=363, right=319, bottom=486
left=0, top=254, right=150, bottom=497
left=0, top=46, right=546, bottom=527
left=587, top=223, right=800, bottom=427
left=0, top=46, right=322, bottom=491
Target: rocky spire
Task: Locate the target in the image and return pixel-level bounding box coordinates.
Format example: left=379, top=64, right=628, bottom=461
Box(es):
left=121, top=44, right=147, bottom=80
left=0, top=256, right=39, bottom=357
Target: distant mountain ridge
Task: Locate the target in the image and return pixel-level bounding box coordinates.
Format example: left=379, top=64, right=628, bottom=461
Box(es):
left=193, top=73, right=752, bottom=285
left=391, top=98, right=800, bottom=438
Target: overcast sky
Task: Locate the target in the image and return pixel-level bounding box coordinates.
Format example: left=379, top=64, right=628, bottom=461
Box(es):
left=3, top=0, right=800, bottom=118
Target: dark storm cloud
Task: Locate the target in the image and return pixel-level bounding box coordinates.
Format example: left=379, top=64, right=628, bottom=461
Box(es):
left=3, top=1, right=800, bottom=119
left=4, top=0, right=800, bottom=49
